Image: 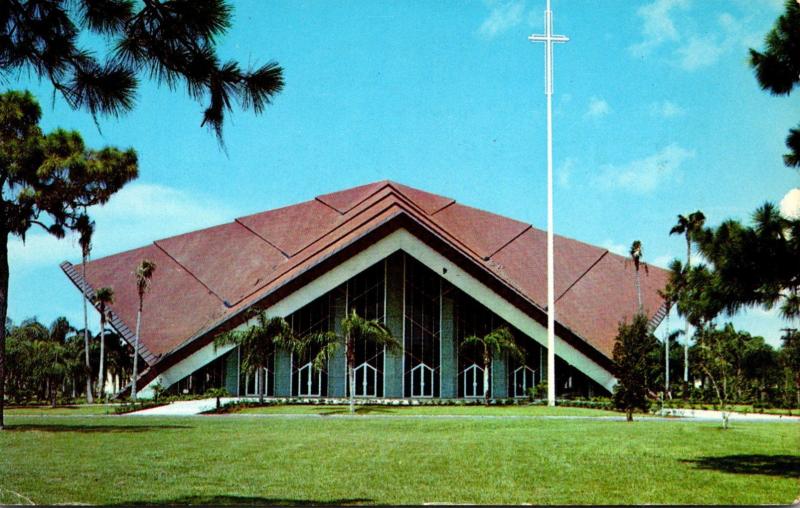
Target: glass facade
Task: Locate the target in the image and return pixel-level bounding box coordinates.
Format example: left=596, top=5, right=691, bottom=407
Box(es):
left=171, top=250, right=610, bottom=399
left=289, top=293, right=334, bottom=397
left=347, top=260, right=386, bottom=397
left=403, top=255, right=441, bottom=398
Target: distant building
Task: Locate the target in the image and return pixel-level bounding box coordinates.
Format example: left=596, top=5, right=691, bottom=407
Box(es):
left=62, top=181, right=668, bottom=399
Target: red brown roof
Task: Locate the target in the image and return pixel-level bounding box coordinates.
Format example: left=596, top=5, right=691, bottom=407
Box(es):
left=61, top=180, right=668, bottom=378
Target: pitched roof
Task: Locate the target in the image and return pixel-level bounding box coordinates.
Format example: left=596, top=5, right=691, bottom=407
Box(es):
left=61, top=180, right=668, bottom=377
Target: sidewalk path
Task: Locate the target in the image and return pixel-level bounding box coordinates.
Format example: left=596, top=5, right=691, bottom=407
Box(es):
left=657, top=407, right=800, bottom=422
left=128, top=397, right=237, bottom=416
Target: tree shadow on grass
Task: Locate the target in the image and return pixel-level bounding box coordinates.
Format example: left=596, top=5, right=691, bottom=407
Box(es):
left=5, top=423, right=192, bottom=433
left=116, top=495, right=376, bottom=505
left=682, top=454, right=800, bottom=478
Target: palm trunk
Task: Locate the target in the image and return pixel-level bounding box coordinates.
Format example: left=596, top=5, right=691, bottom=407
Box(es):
left=347, top=334, right=355, bottom=414
left=349, top=365, right=356, bottom=414
left=131, top=307, right=141, bottom=401
left=97, top=315, right=106, bottom=399
left=0, top=229, right=8, bottom=430
left=635, top=268, right=642, bottom=313
left=483, top=352, right=491, bottom=405
left=684, top=237, right=691, bottom=385
left=82, top=259, right=93, bottom=404
left=665, top=332, right=670, bottom=399
left=258, top=368, right=264, bottom=404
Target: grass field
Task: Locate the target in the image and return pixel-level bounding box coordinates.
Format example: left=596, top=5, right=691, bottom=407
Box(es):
left=1, top=411, right=797, bottom=505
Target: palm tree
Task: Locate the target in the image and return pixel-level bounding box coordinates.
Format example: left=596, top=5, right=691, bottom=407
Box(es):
left=629, top=240, right=648, bottom=312
left=131, top=259, right=156, bottom=401
left=461, top=326, right=524, bottom=404
left=306, top=309, right=399, bottom=414
left=670, top=211, right=706, bottom=384
left=93, top=287, right=114, bottom=399
left=76, top=213, right=95, bottom=404
left=214, top=311, right=296, bottom=404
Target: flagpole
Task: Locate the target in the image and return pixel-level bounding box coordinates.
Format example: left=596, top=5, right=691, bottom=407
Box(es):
left=529, top=0, right=568, bottom=407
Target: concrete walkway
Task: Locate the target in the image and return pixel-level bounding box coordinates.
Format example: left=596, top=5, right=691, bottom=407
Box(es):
left=128, top=397, right=237, bottom=416
left=657, top=407, right=800, bottom=422
left=125, top=398, right=800, bottom=422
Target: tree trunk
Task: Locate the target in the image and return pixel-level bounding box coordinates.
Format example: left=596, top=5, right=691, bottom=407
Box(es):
left=82, top=259, right=93, bottom=404
left=684, top=237, right=691, bottom=385
left=635, top=269, right=642, bottom=313
left=0, top=229, right=9, bottom=430
left=483, top=352, right=491, bottom=405
left=131, top=308, right=142, bottom=401
left=347, top=334, right=355, bottom=414
left=626, top=408, right=633, bottom=422
left=98, top=315, right=105, bottom=399
left=665, top=333, right=670, bottom=399
left=258, top=367, right=264, bottom=404
left=349, top=365, right=356, bottom=414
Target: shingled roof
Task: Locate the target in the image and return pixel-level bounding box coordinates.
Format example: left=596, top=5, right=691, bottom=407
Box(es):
left=61, top=180, right=668, bottom=381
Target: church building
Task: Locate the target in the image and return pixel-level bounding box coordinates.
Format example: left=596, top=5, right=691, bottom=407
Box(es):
left=61, top=181, right=668, bottom=400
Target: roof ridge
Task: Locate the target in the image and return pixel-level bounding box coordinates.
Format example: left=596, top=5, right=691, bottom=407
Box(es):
left=152, top=241, right=231, bottom=307
left=233, top=218, right=291, bottom=258
left=554, top=250, right=609, bottom=306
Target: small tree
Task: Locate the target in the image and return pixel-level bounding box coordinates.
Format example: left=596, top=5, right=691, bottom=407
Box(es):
left=131, top=259, right=156, bottom=401
left=306, top=309, right=399, bottom=414
left=694, top=324, right=742, bottom=429
left=460, top=326, right=524, bottom=404
left=612, top=313, right=658, bottom=421
left=214, top=311, right=295, bottom=404
left=93, top=287, right=114, bottom=398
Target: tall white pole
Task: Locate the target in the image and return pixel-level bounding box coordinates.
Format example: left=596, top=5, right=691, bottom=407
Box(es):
left=530, top=0, right=568, bottom=407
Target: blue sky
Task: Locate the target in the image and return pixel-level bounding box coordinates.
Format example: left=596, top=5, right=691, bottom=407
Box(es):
left=8, top=0, right=799, bottom=347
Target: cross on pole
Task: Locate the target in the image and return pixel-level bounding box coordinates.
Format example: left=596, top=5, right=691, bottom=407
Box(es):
left=529, top=0, right=568, bottom=407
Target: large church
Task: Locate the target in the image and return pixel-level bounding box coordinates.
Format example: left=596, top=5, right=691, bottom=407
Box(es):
left=62, top=181, right=668, bottom=400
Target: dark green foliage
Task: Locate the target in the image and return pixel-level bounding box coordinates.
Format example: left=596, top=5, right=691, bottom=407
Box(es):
left=694, top=203, right=800, bottom=321
left=0, top=89, right=138, bottom=428
left=0, top=0, right=284, bottom=143
left=749, top=0, right=800, bottom=167
left=612, top=313, right=659, bottom=421
left=779, top=329, right=800, bottom=407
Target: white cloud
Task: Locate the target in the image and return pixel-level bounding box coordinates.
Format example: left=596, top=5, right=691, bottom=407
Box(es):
left=601, top=240, right=629, bottom=257
left=594, top=143, right=694, bottom=193
left=630, top=4, right=761, bottom=72
left=650, top=100, right=685, bottom=118
left=652, top=254, right=676, bottom=268
left=478, top=1, right=525, bottom=39
left=629, top=0, right=689, bottom=56
left=677, top=35, right=727, bottom=71
left=585, top=97, right=611, bottom=119
left=8, top=183, right=236, bottom=274
left=557, top=158, right=576, bottom=189
left=779, top=188, right=800, bottom=220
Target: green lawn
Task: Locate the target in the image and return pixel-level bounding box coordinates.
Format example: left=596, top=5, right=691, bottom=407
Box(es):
left=0, top=414, right=797, bottom=505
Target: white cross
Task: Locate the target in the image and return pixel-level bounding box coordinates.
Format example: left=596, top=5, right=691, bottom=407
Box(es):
left=528, top=0, right=569, bottom=96
left=528, top=0, right=568, bottom=407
